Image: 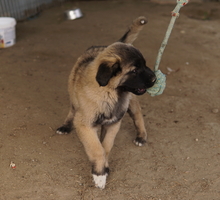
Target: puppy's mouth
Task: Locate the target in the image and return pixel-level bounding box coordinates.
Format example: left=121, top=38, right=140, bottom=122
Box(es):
left=124, top=87, right=147, bottom=95
left=118, top=86, right=147, bottom=95
left=135, top=88, right=146, bottom=95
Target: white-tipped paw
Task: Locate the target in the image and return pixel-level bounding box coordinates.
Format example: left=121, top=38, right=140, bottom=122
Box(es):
left=56, top=126, right=71, bottom=135
left=133, top=140, right=143, bottom=146
left=133, top=137, right=146, bottom=147
left=92, top=174, right=107, bottom=189
left=56, top=130, right=66, bottom=135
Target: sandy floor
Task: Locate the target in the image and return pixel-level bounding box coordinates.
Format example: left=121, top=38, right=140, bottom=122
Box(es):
left=0, top=1, right=220, bottom=199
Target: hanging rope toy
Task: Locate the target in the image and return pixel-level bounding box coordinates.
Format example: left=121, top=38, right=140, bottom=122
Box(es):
left=146, top=0, right=189, bottom=97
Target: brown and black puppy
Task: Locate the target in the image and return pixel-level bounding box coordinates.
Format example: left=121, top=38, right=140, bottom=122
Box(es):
left=56, top=17, right=156, bottom=189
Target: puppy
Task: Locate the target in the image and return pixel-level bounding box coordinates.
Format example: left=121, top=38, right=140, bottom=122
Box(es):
left=56, top=16, right=156, bottom=189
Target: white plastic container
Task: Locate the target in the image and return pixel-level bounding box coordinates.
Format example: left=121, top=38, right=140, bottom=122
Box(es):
left=0, top=17, right=16, bottom=48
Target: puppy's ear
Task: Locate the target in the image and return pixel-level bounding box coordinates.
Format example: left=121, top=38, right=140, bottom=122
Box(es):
left=96, top=62, right=121, bottom=86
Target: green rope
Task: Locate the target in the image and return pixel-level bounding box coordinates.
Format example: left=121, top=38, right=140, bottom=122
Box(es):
left=147, top=0, right=189, bottom=97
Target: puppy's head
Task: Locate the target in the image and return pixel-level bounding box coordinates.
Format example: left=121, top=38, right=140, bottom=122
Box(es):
left=96, top=42, right=156, bottom=95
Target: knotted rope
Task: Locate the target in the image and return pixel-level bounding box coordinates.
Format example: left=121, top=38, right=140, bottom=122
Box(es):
left=147, top=0, right=189, bottom=97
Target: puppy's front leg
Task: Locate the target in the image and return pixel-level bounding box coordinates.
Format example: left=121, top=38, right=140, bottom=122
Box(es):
left=74, top=118, right=108, bottom=189
left=128, top=95, right=147, bottom=146
left=101, top=121, right=122, bottom=169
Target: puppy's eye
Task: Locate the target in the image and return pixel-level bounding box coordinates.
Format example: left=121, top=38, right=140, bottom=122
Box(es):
left=131, top=69, right=137, bottom=74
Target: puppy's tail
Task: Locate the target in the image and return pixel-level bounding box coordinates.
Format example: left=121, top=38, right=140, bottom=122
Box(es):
left=118, top=16, right=147, bottom=44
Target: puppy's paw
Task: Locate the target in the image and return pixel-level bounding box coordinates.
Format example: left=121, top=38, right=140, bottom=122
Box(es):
left=133, top=137, right=146, bottom=147
left=104, top=167, right=110, bottom=175
left=92, top=173, right=107, bottom=189
left=56, top=126, right=71, bottom=135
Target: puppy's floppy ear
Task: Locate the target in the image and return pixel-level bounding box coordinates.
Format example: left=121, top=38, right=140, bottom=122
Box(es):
left=96, top=62, right=121, bottom=86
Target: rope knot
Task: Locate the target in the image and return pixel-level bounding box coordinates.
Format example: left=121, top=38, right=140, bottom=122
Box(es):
left=146, top=70, right=166, bottom=97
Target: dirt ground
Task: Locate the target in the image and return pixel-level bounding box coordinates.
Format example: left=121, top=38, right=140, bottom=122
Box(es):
left=0, top=1, right=220, bottom=199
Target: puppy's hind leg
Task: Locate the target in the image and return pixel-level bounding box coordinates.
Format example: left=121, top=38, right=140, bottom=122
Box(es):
left=128, top=95, right=147, bottom=146
left=56, top=105, right=75, bottom=135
